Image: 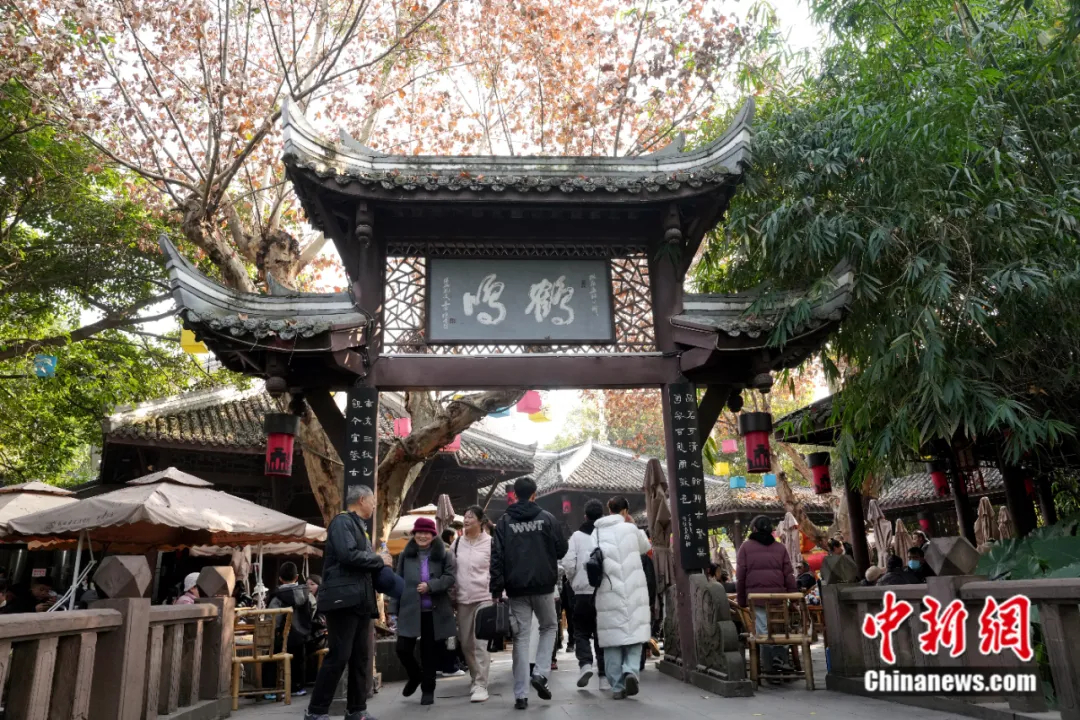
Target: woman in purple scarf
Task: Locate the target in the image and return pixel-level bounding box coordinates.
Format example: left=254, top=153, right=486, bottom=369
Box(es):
left=389, top=517, right=457, bottom=706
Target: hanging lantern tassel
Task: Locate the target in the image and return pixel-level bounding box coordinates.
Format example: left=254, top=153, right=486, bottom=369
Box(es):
left=738, top=412, right=773, bottom=474
left=264, top=413, right=301, bottom=477
left=926, top=460, right=951, bottom=498
left=807, top=452, right=832, bottom=494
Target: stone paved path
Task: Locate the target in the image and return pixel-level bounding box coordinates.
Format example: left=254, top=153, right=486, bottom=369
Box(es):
left=235, top=645, right=974, bottom=720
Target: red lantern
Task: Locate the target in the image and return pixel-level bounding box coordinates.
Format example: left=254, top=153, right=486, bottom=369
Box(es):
left=562, top=497, right=571, bottom=515
left=807, top=452, right=832, bottom=494
left=264, top=413, right=300, bottom=476
left=1024, top=477, right=1036, bottom=498
left=926, top=460, right=950, bottom=497
left=393, top=417, right=412, bottom=437
left=804, top=551, right=827, bottom=572
left=918, top=510, right=933, bottom=535
left=507, top=490, right=518, bottom=504
left=516, top=390, right=542, bottom=414
left=738, top=412, right=773, bottom=474
left=440, top=434, right=462, bottom=453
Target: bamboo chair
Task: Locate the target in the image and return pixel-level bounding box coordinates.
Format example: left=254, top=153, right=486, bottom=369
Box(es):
left=745, top=592, right=814, bottom=690
left=232, top=607, right=294, bottom=710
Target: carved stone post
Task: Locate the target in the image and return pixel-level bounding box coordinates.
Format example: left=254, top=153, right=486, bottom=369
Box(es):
left=89, top=556, right=152, bottom=720
left=196, top=566, right=236, bottom=703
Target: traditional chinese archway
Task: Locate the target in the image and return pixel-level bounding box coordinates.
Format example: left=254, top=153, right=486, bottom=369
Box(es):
left=162, top=97, right=853, bottom=695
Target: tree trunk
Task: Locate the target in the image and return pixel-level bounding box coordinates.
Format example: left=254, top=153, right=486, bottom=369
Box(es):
left=773, top=442, right=830, bottom=551
left=375, top=389, right=525, bottom=543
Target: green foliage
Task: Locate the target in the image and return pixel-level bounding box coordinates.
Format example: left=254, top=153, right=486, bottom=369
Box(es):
left=0, top=80, right=235, bottom=482
left=974, top=516, right=1080, bottom=578
left=695, top=0, right=1080, bottom=479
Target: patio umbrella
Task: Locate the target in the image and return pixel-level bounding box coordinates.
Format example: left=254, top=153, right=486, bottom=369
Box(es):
left=436, top=494, right=455, bottom=536
left=779, top=512, right=802, bottom=575
left=8, top=467, right=323, bottom=552
left=387, top=506, right=465, bottom=554
left=892, top=519, right=913, bottom=560
left=0, top=482, right=78, bottom=536
left=997, top=506, right=1015, bottom=540
left=866, top=499, right=892, bottom=568
left=644, top=458, right=673, bottom=594
left=975, top=496, right=996, bottom=547
left=709, top=533, right=735, bottom=577
left=189, top=542, right=323, bottom=558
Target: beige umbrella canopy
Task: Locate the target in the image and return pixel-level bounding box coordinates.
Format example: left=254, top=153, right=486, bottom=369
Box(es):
left=189, top=542, right=323, bottom=558
left=892, top=519, right=913, bottom=560
left=0, top=482, right=79, bottom=536
left=867, top=499, right=892, bottom=568
left=436, top=494, right=455, bottom=536
left=975, top=496, right=996, bottom=548
left=644, top=458, right=673, bottom=594
left=997, top=506, right=1015, bottom=540
left=779, top=512, right=802, bottom=575
left=388, top=505, right=463, bottom=555
left=8, top=467, right=322, bottom=553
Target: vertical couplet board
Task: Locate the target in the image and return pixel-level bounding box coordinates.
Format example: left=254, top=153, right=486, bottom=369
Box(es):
left=343, top=387, right=380, bottom=507
left=665, top=382, right=711, bottom=571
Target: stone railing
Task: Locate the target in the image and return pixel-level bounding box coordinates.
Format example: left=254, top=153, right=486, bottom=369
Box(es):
left=144, top=603, right=219, bottom=719
left=0, top=608, right=122, bottom=720
left=0, top=556, right=237, bottom=720
left=822, top=575, right=1080, bottom=720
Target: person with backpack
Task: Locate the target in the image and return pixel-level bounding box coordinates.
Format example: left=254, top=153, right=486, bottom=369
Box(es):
left=490, top=476, right=568, bottom=710
left=451, top=505, right=493, bottom=703
left=593, top=502, right=652, bottom=699
left=267, top=561, right=316, bottom=695
left=560, top=498, right=607, bottom=688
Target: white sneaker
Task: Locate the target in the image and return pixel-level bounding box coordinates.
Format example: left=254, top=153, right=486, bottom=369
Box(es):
left=599, top=677, right=610, bottom=691
left=577, top=665, right=594, bottom=688
left=470, top=687, right=489, bottom=703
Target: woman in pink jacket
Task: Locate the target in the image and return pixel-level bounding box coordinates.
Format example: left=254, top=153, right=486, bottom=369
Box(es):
left=451, top=505, right=493, bottom=703
left=736, top=515, right=796, bottom=681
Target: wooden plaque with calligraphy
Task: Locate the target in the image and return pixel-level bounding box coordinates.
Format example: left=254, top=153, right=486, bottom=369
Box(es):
left=343, top=387, right=380, bottom=506
left=666, top=383, right=710, bottom=571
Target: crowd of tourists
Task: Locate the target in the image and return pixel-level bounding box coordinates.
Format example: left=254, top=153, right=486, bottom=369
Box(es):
left=301, top=478, right=657, bottom=720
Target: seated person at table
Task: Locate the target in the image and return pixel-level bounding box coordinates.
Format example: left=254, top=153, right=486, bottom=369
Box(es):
left=877, top=555, right=917, bottom=586
left=5, top=578, right=61, bottom=613
left=720, top=572, right=736, bottom=593
left=266, top=562, right=316, bottom=696
left=795, top=561, right=816, bottom=592
left=907, top=546, right=935, bottom=581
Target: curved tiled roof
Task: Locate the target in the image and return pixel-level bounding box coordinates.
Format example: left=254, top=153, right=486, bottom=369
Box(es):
left=105, top=386, right=536, bottom=472
left=877, top=466, right=1004, bottom=511
left=704, top=477, right=833, bottom=518
left=492, top=440, right=651, bottom=499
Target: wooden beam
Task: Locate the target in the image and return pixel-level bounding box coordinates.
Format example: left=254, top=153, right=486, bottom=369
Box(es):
left=679, top=346, right=716, bottom=372
left=306, top=390, right=347, bottom=461
left=697, top=385, right=730, bottom=440
left=369, top=354, right=681, bottom=389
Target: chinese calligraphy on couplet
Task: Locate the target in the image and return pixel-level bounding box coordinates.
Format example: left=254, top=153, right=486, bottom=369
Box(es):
left=862, top=592, right=1033, bottom=664
left=343, top=387, right=379, bottom=507
left=666, top=383, right=710, bottom=571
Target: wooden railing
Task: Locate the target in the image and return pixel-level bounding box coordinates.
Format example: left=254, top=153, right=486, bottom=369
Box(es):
left=0, top=609, right=123, bottom=720
left=144, top=604, right=218, bottom=720
left=822, top=576, right=1080, bottom=720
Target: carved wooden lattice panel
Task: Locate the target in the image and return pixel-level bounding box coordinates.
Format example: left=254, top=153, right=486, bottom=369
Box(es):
left=382, top=255, right=656, bottom=355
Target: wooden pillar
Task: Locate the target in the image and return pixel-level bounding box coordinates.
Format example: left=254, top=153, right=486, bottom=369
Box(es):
left=697, top=385, right=730, bottom=441
left=1035, top=474, right=1058, bottom=526
left=729, top=518, right=744, bottom=551
left=842, top=459, right=870, bottom=575
left=89, top=598, right=150, bottom=720
left=661, top=384, right=698, bottom=678
left=999, top=463, right=1039, bottom=537
left=942, top=444, right=978, bottom=545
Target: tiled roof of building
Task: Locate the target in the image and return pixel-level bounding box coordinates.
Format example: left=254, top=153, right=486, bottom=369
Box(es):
left=105, top=385, right=536, bottom=472
left=704, top=477, right=834, bottom=518
left=877, top=466, right=1004, bottom=510
left=493, top=440, right=651, bottom=498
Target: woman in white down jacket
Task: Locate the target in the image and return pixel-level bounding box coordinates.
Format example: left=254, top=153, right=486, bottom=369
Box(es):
left=592, top=509, right=651, bottom=699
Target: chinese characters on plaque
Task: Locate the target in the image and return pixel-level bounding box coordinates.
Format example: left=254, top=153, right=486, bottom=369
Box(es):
left=343, top=387, right=380, bottom=506
left=863, top=591, right=1033, bottom=664
left=666, top=383, right=710, bottom=571
left=426, top=258, right=614, bottom=343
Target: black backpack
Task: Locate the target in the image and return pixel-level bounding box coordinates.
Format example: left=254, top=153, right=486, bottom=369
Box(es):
left=585, top=531, right=605, bottom=589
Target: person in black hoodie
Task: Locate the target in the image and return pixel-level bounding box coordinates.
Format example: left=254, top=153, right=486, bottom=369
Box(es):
left=267, top=561, right=316, bottom=695
left=878, top=555, right=917, bottom=586
left=490, top=476, right=568, bottom=710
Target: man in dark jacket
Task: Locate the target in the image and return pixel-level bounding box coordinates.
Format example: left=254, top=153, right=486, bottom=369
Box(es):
left=268, top=561, right=316, bottom=694
left=491, top=476, right=568, bottom=710
left=878, top=555, right=918, bottom=586
left=907, top=546, right=936, bottom=581
left=306, top=485, right=388, bottom=720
